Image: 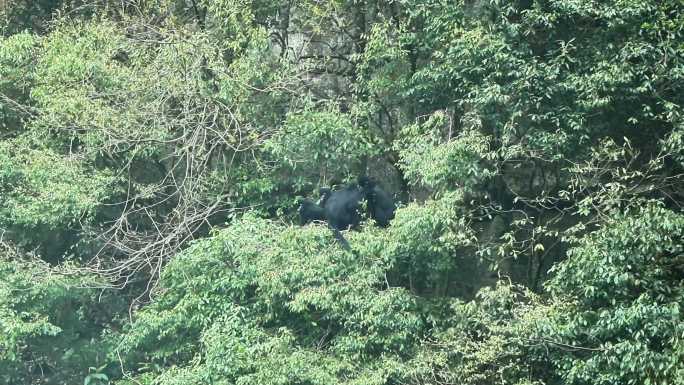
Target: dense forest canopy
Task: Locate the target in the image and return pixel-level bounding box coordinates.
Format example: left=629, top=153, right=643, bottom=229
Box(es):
left=0, top=0, right=683, bottom=384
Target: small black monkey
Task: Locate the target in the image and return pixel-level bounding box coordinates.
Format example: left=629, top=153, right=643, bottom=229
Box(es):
left=318, top=187, right=332, bottom=206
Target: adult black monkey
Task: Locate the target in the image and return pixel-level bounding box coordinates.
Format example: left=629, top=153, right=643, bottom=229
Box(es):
left=321, top=183, right=367, bottom=231
left=298, top=189, right=356, bottom=249
left=358, top=177, right=396, bottom=227
left=318, top=182, right=366, bottom=250
left=298, top=198, right=326, bottom=225
left=298, top=188, right=333, bottom=225
left=298, top=177, right=396, bottom=249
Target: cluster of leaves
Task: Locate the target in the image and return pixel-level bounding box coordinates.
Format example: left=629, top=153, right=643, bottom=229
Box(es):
left=266, top=102, right=374, bottom=187
left=0, top=242, right=125, bottom=384
left=0, top=141, right=113, bottom=255
left=113, top=215, right=425, bottom=384
left=107, top=202, right=684, bottom=385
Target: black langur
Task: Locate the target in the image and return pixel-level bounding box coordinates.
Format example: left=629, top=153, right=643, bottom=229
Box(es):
left=321, top=183, right=367, bottom=231
left=298, top=198, right=327, bottom=225
left=298, top=177, right=396, bottom=250
left=318, top=187, right=332, bottom=206
left=358, top=177, right=395, bottom=227
left=298, top=188, right=333, bottom=225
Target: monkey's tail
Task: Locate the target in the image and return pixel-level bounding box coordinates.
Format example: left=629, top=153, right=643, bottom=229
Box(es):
left=330, top=227, right=351, bottom=250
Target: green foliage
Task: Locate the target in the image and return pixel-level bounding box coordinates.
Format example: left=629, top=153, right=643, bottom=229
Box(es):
left=381, top=192, right=476, bottom=295
left=0, top=0, right=69, bottom=35
left=0, top=244, right=123, bottom=384
left=202, top=0, right=274, bottom=54
left=114, top=215, right=426, bottom=384
left=267, top=102, right=373, bottom=185
left=398, top=283, right=557, bottom=385
left=0, top=140, right=113, bottom=258
left=387, top=204, right=684, bottom=385
left=397, top=115, right=494, bottom=191
left=0, top=142, right=113, bottom=229
left=545, top=204, right=684, bottom=385
left=0, top=31, right=36, bottom=134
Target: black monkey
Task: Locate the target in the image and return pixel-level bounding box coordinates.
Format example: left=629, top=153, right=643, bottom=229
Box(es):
left=298, top=177, right=396, bottom=250
left=322, top=183, right=368, bottom=231
left=298, top=190, right=355, bottom=249
left=298, top=188, right=334, bottom=225
left=318, top=187, right=332, bottom=206
left=358, top=177, right=396, bottom=227
left=298, top=199, right=326, bottom=225
left=318, top=184, right=364, bottom=250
